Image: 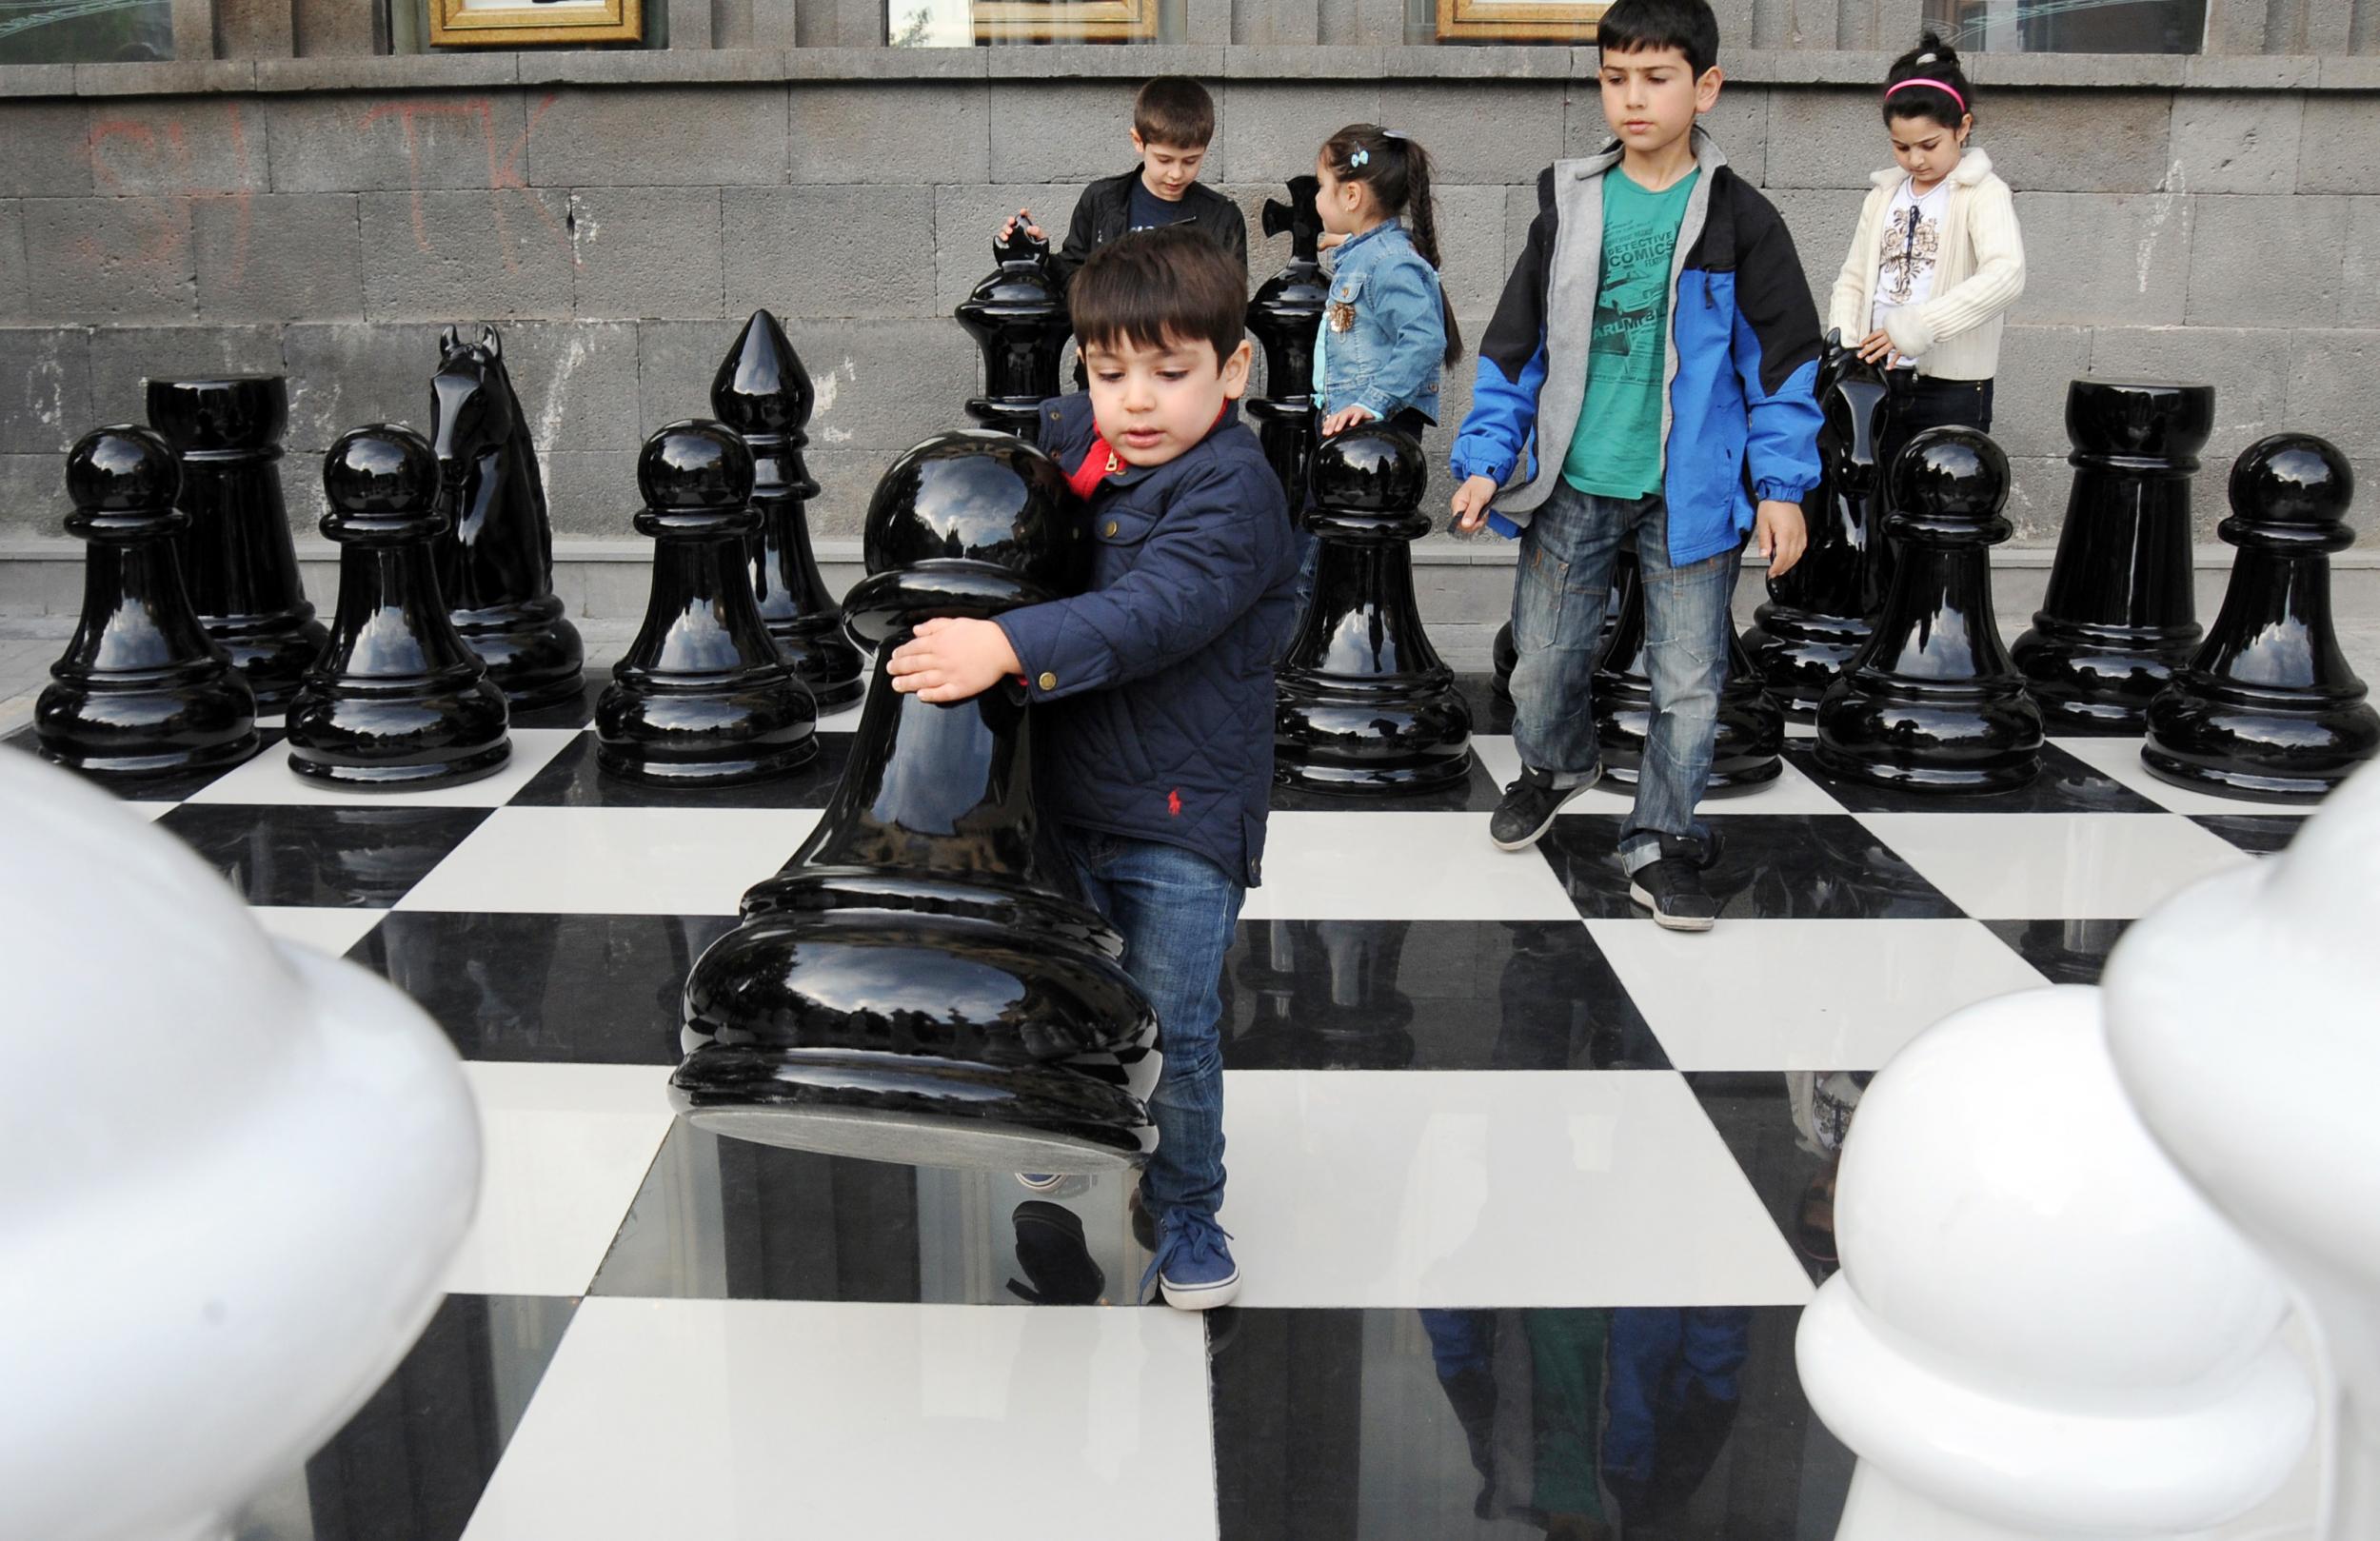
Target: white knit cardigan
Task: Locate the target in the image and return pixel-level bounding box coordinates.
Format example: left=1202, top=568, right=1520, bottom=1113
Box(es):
left=1826, top=147, right=2026, bottom=383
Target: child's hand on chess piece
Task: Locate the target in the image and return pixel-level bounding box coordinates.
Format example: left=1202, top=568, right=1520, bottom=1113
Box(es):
left=1755, top=498, right=1808, bottom=578
left=887, top=616, right=1023, bottom=703
left=998, top=208, right=1046, bottom=245
left=1450, top=473, right=1498, bottom=534
left=1854, top=328, right=1896, bottom=365
left=1319, top=404, right=1376, bottom=437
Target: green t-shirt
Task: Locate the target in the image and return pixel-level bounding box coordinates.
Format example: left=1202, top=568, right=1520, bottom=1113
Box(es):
left=1561, top=168, right=1698, bottom=501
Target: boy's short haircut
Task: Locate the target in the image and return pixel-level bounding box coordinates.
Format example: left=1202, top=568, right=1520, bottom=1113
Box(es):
left=1071, top=227, right=1246, bottom=367
left=1133, top=76, right=1217, bottom=149
left=1596, top=0, right=1720, bottom=78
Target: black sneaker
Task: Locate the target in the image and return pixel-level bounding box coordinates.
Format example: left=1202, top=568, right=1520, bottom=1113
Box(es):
left=1627, top=833, right=1724, bottom=931
left=1489, top=764, right=1600, bottom=852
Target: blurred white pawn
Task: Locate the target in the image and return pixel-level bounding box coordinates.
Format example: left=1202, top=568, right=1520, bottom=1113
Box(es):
left=1797, top=984, right=2313, bottom=1541
left=2107, top=760, right=2380, bottom=1541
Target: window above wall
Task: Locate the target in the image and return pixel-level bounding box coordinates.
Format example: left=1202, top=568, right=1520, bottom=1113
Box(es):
left=887, top=0, right=1187, bottom=45
left=1924, top=0, right=2206, bottom=52
left=0, top=0, right=175, bottom=63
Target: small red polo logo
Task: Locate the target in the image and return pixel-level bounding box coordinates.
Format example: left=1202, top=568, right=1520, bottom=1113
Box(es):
left=1167, top=789, right=1182, bottom=817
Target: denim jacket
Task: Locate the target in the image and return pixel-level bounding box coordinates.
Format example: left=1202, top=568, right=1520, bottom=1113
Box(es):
left=1313, top=221, right=1445, bottom=425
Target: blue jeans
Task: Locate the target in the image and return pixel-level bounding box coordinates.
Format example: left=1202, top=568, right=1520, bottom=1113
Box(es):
left=1506, top=481, right=1735, bottom=874
left=1051, top=824, right=1243, bottom=1220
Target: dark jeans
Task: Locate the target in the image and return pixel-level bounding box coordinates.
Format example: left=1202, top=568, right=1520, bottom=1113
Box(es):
left=1877, top=373, right=1995, bottom=482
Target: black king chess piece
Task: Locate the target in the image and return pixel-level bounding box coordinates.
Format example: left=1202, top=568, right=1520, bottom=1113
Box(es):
left=145, top=375, right=327, bottom=713
left=2143, top=433, right=2379, bottom=801
left=674, top=430, right=1161, bottom=1172
left=426, top=325, right=585, bottom=711
left=596, top=421, right=820, bottom=787
left=1815, top=425, right=2043, bottom=791
left=713, top=307, right=865, bottom=709
left=1243, top=174, right=1331, bottom=506
left=955, top=228, right=1071, bottom=445
left=1276, top=425, right=1474, bottom=792
left=2012, top=379, right=2214, bottom=733
left=36, top=425, right=258, bottom=780
left=1592, top=543, right=1782, bottom=788
left=285, top=425, right=511, bottom=789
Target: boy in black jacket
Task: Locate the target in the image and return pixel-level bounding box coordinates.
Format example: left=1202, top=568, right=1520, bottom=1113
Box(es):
left=888, top=227, right=1295, bottom=1311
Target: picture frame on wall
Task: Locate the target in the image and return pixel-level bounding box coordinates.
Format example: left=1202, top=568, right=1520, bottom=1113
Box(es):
left=970, top=0, right=1160, bottom=43
left=1434, top=0, right=1604, bottom=41
left=426, top=0, right=644, bottom=46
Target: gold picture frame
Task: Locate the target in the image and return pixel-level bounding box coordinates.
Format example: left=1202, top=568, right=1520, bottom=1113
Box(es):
left=428, top=0, right=644, bottom=46
left=1435, top=0, right=1604, bottom=42
left=971, top=0, right=1160, bottom=43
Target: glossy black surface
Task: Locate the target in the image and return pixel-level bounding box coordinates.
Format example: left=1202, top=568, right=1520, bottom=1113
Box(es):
left=714, top=308, right=866, bottom=709
left=1244, top=176, right=1329, bottom=504
left=285, top=425, right=513, bottom=790
left=147, top=374, right=328, bottom=712
left=1686, top=1073, right=1848, bottom=1285
left=2011, top=380, right=2213, bottom=732
left=1781, top=740, right=2158, bottom=815
left=1815, top=427, right=2045, bottom=792
left=1490, top=620, right=1516, bottom=705
left=520, top=729, right=854, bottom=809
left=426, top=325, right=585, bottom=709
left=954, top=227, right=1070, bottom=443
left=1452, top=670, right=1516, bottom=736
left=1276, top=427, right=1475, bottom=793
left=2144, top=433, right=2380, bottom=801
left=154, top=802, right=491, bottom=907
left=1979, top=917, right=2134, bottom=985
left=1540, top=814, right=1962, bottom=919
left=2187, top=812, right=2306, bottom=856
left=595, top=421, right=820, bottom=787
left=1593, top=544, right=1782, bottom=790
left=1268, top=752, right=1501, bottom=812
left=35, top=425, right=262, bottom=782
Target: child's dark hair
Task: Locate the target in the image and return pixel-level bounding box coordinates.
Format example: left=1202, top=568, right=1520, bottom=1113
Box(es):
left=1321, top=124, right=1465, bottom=366
left=1882, top=32, right=1973, bottom=131
left=1596, top=0, right=1719, bottom=81
left=1069, top=226, right=1246, bottom=365
left=1134, top=76, right=1216, bottom=149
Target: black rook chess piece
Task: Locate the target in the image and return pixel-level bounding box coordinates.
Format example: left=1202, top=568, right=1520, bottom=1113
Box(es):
left=1243, top=175, right=1330, bottom=507
left=1276, top=425, right=1474, bottom=792
left=285, top=425, right=511, bottom=790
left=1815, top=426, right=2043, bottom=791
left=2013, top=380, right=2214, bottom=733
left=36, top=425, right=259, bottom=780
left=596, top=422, right=820, bottom=787
left=674, top=430, right=1161, bottom=1171
left=2142, top=434, right=2379, bottom=801
left=713, top=307, right=866, bottom=710
left=1592, top=543, right=1782, bottom=788
left=955, top=229, right=1071, bottom=445
left=426, top=325, right=585, bottom=711
left=145, top=375, right=327, bottom=713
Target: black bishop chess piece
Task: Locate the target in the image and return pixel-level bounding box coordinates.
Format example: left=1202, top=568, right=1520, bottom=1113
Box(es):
left=2013, top=380, right=2213, bottom=733
left=713, top=307, right=865, bottom=710
left=2143, top=433, right=2379, bottom=801
left=1243, top=175, right=1330, bottom=506
left=1592, top=542, right=1782, bottom=789
left=1276, top=425, right=1474, bottom=792
left=36, top=425, right=259, bottom=781
left=426, top=325, right=585, bottom=711
left=145, top=374, right=327, bottom=713
left=955, top=228, right=1070, bottom=445
left=1815, top=425, right=2043, bottom=791
left=674, top=430, right=1161, bottom=1172
left=596, top=421, right=820, bottom=787
left=285, top=425, right=511, bottom=790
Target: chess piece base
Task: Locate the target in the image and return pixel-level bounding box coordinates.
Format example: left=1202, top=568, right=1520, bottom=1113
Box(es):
left=1744, top=604, right=1874, bottom=719
left=2141, top=687, right=2380, bottom=804
left=2011, top=615, right=2202, bottom=734
left=210, top=607, right=332, bottom=713
left=1815, top=685, right=2044, bottom=792
left=453, top=598, right=585, bottom=711
left=768, top=620, right=866, bottom=711
left=284, top=677, right=513, bottom=791
left=1273, top=693, right=1474, bottom=794
left=1597, top=700, right=1787, bottom=790
left=35, top=665, right=260, bottom=783
left=594, top=680, right=821, bottom=787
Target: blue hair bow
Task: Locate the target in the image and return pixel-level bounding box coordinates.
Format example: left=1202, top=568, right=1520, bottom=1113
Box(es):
left=1347, top=148, right=1370, bottom=168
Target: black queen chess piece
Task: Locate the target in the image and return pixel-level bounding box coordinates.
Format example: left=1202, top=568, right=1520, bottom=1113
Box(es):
left=284, top=425, right=511, bottom=790
left=1593, top=543, right=1783, bottom=788
left=36, top=425, right=259, bottom=781
left=1816, top=425, right=2044, bottom=792
left=2013, top=380, right=2215, bottom=733
left=595, top=421, right=820, bottom=787
left=2143, top=433, right=2380, bottom=801
left=712, top=307, right=866, bottom=710
left=1276, top=425, right=1474, bottom=793
left=954, top=228, right=1071, bottom=445
left=145, top=375, right=328, bottom=713
left=1243, top=174, right=1331, bottom=506
left=674, top=430, right=1162, bottom=1172
left=426, top=325, right=585, bottom=711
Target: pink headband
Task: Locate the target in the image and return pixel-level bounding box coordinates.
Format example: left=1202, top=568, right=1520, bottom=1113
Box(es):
left=1888, top=77, right=1967, bottom=111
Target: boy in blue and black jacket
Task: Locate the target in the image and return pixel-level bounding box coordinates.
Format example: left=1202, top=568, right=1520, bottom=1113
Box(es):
left=1449, top=0, right=1824, bottom=931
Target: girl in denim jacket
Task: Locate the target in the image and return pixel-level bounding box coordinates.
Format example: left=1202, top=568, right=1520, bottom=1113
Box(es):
left=1313, top=125, right=1464, bottom=441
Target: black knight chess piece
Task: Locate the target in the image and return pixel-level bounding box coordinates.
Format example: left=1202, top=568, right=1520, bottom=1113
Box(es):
left=145, top=374, right=327, bottom=712
left=1243, top=175, right=1330, bottom=506
left=713, top=307, right=865, bottom=710
left=1593, top=543, right=1783, bottom=789
left=1815, top=426, right=2043, bottom=791
left=285, top=425, right=512, bottom=789
left=36, top=425, right=259, bottom=780
left=955, top=228, right=1071, bottom=444
left=2013, top=380, right=2214, bottom=732
left=595, top=421, right=820, bottom=787
left=2142, top=433, right=2379, bottom=801
left=426, top=325, right=585, bottom=710
left=1276, top=425, right=1474, bottom=792
left=674, top=430, right=1161, bottom=1172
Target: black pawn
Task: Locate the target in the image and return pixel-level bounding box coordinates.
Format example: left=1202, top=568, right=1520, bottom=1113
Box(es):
left=596, top=422, right=820, bottom=787
left=36, top=425, right=259, bottom=780
left=1243, top=175, right=1330, bottom=507
left=146, top=374, right=327, bottom=713
left=2143, top=434, right=2379, bottom=801
left=2013, top=380, right=2214, bottom=732
left=286, top=425, right=511, bottom=790
left=712, top=308, right=865, bottom=710
left=1815, top=426, right=2043, bottom=792
left=954, top=228, right=1070, bottom=444
left=1592, top=543, right=1782, bottom=789
left=1276, top=426, right=1474, bottom=792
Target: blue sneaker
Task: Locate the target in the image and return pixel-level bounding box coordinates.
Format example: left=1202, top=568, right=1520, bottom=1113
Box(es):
left=1140, top=1208, right=1240, bottom=1311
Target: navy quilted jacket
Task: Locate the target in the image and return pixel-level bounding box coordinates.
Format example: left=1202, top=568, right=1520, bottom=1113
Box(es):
left=995, top=393, right=1297, bottom=887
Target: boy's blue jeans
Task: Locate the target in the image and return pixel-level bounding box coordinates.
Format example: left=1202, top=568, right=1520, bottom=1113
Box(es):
left=1051, top=824, right=1243, bottom=1220
left=1507, top=480, right=1735, bottom=875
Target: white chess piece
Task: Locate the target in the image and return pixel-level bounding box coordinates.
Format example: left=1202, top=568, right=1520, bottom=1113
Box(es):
left=1797, top=985, right=2313, bottom=1540
left=0, top=753, right=480, bottom=1541
left=2106, top=760, right=2380, bottom=1541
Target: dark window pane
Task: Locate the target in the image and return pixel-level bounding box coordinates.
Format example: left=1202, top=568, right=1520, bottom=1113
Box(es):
left=1924, top=0, right=2206, bottom=52
left=0, top=0, right=174, bottom=64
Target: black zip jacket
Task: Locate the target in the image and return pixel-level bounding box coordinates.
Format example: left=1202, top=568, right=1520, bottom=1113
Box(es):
left=1053, top=168, right=1250, bottom=289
